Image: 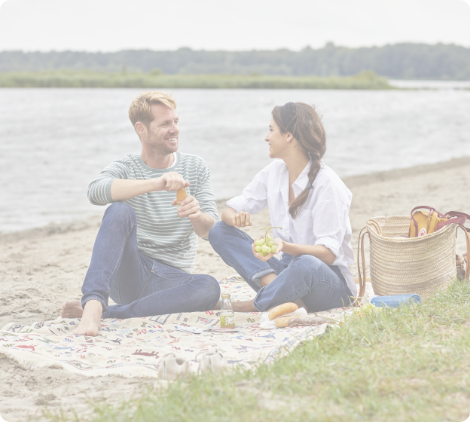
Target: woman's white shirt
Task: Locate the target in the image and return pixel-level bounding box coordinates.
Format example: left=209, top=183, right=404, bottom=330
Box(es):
left=226, top=160, right=356, bottom=297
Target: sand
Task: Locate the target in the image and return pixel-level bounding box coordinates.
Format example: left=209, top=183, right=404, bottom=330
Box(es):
left=1, top=157, right=469, bottom=421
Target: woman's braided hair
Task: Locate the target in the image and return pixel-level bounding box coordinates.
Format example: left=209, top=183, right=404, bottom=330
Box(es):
left=272, top=102, right=326, bottom=219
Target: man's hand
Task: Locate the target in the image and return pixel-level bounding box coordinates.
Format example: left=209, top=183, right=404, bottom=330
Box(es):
left=252, top=237, right=283, bottom=262
left=110, top=173, right=189, bottom=202
left=173, top=196, right=215, bottom=237
left=172, top=195, right=201, bottom=220
left=155, top=172, right=190, bottom=192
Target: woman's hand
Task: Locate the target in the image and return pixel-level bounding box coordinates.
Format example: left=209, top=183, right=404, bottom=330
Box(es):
left=252, top=237, right=283, bottom=262
left=221, top=208, right=253, bottom=228
left=230, top=211, right=252, bottom=228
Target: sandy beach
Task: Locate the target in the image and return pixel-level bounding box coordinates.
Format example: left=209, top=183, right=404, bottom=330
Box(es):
left=1, top=157, right=469, bottom=421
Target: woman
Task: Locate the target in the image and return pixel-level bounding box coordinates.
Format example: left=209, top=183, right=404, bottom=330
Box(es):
left=209, top=102, right=355, bottom=312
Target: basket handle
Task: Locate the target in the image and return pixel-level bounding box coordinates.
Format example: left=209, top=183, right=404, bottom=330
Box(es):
left=354, top=225, right=369, bottom=306
left=457, top=224, right=470, bottom=280
left=368, top=218, right=382, bottom=235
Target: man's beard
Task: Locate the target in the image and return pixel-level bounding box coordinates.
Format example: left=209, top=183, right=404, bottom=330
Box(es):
left=148, top=134, right=178, bottom=155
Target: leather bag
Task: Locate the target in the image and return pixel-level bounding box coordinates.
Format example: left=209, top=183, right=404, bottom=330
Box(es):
left=409, top=206, right=470, bottom=238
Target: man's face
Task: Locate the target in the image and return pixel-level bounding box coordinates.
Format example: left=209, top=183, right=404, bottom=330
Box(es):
left=143, top=103, right=180, bottom=155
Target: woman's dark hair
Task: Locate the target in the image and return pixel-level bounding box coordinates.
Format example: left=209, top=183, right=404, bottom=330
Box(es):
left=272, top=102, right=326, bottom=219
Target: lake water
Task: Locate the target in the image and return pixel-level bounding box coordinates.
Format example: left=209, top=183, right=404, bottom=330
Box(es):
left=1, top=87, right=469, bottom=232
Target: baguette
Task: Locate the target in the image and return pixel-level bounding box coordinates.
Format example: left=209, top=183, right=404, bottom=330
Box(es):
left=268, top=303, right=298, bottom=320
left=275, top=316, right=299, bottom=328
left=287, top=316, right=329, bottom=327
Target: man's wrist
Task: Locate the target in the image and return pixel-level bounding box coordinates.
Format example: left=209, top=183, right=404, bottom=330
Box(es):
left=152, top=177, right=163, bottom=192
left=190, top=211, right=208, bottom=224
left=191, top=213, right=215, bottom=234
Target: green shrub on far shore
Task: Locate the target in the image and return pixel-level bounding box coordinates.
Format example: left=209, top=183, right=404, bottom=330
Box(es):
left=0, top=70, right=392, bottom=89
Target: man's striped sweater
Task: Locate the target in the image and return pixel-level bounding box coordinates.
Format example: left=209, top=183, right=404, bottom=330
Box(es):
left=87, top=152, right=218, bottom=273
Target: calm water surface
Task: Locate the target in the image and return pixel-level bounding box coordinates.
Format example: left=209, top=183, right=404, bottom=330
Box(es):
left=1, top=88, right=469, bottom=232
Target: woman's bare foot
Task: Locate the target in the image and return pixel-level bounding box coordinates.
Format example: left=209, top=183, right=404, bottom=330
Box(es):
left=61, top=300, right=84, bottom=318
left=66, top=300, right=103, bottom=337
left=231, top=299, right=257, bottom=312
left=212, top=300, right=221, bottom=310
left=294, top=299, right=308, bottom=312
left=212, top=299, right=258, bottom=312
left=210, top=273, right=275, bottom=311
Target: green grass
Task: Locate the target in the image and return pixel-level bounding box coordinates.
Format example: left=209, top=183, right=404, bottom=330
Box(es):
left=45, top=281, right=470, bottom=422
left=0, top=70, right=392, bottom=89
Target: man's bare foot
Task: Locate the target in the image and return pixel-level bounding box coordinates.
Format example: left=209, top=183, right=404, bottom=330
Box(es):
left=61, top=300, right=84, bottom=318
left=71, top=300, right=103, bottom=337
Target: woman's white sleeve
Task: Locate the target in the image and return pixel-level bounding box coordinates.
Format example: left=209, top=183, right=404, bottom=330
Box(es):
left=312, top=200, right=349, bottom=259
left=226, top=168, right=269, bottom=215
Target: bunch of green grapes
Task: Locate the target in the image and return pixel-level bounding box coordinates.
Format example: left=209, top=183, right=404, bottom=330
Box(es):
left=254, top=226, right=281, bottom=257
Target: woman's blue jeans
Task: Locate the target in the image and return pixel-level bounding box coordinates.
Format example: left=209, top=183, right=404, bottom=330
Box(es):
left=81, top=202, right=220, bottom=319
left=209, top=221, right=353, bottom=312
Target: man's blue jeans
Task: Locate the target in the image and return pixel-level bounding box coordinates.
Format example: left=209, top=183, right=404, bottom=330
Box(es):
left=209, top=221, right=353, bottom=312
left=81, top=202, right=220, bottom=319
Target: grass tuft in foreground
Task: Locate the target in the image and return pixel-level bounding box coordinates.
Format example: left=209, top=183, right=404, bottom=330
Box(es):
left=45, top=281, right=470, bottom=422
left=0, top=70, right=392, bottom=90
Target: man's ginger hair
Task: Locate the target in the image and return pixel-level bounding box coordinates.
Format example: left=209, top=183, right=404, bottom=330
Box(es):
left=128, top=91, right=177, bottom=128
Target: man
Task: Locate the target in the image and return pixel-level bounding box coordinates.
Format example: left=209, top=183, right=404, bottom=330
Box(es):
left=61, top=91, right=220, bottom=336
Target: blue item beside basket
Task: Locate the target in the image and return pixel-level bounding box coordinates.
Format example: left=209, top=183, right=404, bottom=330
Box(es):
left=371, top=294, right=421, bottom=308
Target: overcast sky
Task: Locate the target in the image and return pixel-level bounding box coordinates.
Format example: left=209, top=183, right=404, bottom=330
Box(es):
left=0, top=0, right=469, bottom=52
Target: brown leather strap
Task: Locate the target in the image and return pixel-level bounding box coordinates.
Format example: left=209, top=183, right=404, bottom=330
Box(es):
left=435, top=217, right=468, bottom=232
left=354, top=226, right=369, bottom=306
left=439, top=211, right=470, bottom=233
left=447, top=211, right=470, bottom=220
left=457, top=224, right=470, bottom=280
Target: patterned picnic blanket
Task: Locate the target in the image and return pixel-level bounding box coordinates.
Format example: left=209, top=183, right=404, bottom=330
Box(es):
left=0, top=278, right=373, bottom=378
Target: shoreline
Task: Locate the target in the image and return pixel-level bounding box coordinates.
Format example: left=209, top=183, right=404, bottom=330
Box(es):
left=342, top=156, right=470, bottom=188
left=1, top=156, right=468, bottom=243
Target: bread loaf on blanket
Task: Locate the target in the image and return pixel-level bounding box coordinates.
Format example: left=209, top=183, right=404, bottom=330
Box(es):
left=287, top=316, right=329, bottom=327
left=275, top=316, right=299, bottom=328
left=268, top=303, right=298, bottom=320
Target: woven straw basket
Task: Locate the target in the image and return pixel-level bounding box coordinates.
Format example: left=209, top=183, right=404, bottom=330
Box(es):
left=357, top=216, right=469, bottom=300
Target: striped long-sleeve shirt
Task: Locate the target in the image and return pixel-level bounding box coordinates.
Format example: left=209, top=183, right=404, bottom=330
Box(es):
left=87, top=152, right=219, bottom=273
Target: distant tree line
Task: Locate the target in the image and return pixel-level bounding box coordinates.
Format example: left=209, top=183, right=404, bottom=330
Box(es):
left=1, top=43, right=470, bottom=80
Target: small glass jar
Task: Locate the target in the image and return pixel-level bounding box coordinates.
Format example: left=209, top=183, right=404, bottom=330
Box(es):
left=220, top=293, right=235, bottom=329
